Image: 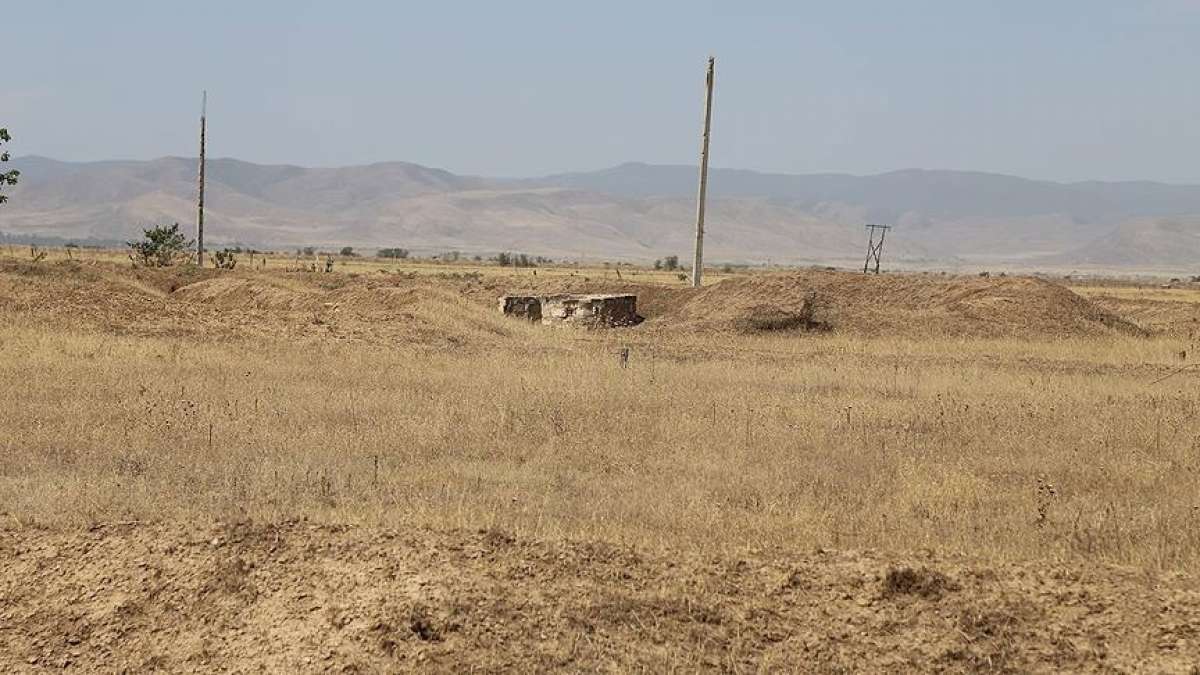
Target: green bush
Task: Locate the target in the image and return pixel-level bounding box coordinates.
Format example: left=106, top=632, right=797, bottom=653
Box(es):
left=127, top=223, right=192, bottom=268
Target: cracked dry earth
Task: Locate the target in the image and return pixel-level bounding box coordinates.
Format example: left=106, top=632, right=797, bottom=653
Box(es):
left=1, top=521, right=1198, bottom=673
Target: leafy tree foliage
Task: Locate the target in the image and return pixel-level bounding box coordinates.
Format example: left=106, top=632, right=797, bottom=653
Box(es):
left=128, top=223, right=193, bottom=267
left=377, top=247, right=410, bottom=259
left=0, top=128, right=19, bottom=205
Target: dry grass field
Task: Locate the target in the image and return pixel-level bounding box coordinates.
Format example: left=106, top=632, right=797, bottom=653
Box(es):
left=2, top=254, right=1199, bottom=671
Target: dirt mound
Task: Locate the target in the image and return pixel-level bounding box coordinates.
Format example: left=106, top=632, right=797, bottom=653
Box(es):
left=0, top=259, right=179, bottom=332
left=170, top=276, right=322, bottom=311
left=1, top=522, right=1196, bottom=672
left=170, top=275, right=328, bottom=312
left=0, top=262, right=529, bottom=349
left=0, top=262, right=1151, bottom=343
left=667, top=270, right=1144, bottom=338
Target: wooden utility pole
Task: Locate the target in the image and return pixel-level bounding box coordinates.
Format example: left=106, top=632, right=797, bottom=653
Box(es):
left=197, top=90, right=207, bottom=267
left=691, top=56, right=715, bottom=288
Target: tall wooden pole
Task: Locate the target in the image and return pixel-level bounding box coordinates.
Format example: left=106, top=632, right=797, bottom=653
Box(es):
left=691, top=57, right=715, bottom=288
left=197, top=90, right=207, bottom=267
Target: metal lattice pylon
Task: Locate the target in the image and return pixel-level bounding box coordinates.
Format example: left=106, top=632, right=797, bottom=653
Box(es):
left=863, top=224, right=891, bottom=274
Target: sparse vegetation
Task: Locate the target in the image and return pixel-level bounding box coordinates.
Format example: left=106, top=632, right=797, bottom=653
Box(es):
left=0, top=260, right=1195, bottom=573
left=339, top=246, right=357, bottom=257
left=26, top=244, right=47, bottom=264
left=2, top=259, right=1198, bottom=671
left=494, top=251, right=536, bottom=267
left=377, top=247, right=410, bottom=259
left=127, top=223, right=193, bottom=267
left=214, top=248, right=238, bottom=269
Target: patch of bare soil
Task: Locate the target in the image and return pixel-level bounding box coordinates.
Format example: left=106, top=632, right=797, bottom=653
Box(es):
left=1, top=522, right=1196, bottom=673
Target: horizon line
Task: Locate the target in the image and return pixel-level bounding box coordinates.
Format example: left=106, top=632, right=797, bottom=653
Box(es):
left=9, top=154, right=1200, bottom=188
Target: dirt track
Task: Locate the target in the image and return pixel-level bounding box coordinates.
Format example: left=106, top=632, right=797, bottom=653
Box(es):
left=2, top=522, right=1197, bottom=673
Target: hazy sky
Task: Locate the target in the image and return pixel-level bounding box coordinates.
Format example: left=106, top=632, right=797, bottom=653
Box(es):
left=5, top=1, right=1200, bottom=182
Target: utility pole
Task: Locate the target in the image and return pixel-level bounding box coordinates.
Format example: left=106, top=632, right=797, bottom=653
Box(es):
left=691, top=56, right=715, bottom=288
left=862, top=224, right=891, bottom=274
left=197, top=90, right=207, bottom=267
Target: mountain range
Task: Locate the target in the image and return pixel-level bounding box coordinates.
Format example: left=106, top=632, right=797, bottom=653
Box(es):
left=2, top=155, right=1200, bottom=272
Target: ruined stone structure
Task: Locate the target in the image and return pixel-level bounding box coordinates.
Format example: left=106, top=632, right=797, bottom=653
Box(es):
left=500, top=293, right=639, bottom=327
left=501, top=295, right=542, bottom=322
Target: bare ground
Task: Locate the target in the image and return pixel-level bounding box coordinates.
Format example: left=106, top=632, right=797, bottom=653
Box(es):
left=2, top=521, right=1198, bottom=673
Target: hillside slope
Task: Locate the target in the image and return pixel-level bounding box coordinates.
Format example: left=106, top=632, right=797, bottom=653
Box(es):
left=4, top=157, right=1200, bottom=269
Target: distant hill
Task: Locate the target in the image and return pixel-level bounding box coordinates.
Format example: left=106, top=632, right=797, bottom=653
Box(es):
left=541, top=163, right=1200, bottom=221
left=3, top=156, right=1200, bottom=271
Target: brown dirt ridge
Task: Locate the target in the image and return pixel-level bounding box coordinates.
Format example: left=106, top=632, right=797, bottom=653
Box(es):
left=2, top=521, right=1197, bottom=673
left=667, top=271, right=1146, bottom=338
left=0, top=260, right=1148, bottom=342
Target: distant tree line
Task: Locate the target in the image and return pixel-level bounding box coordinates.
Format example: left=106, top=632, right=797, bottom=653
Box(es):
left=495, top=252, right=546, bottom=268
left=654, top=255, right=680, bottom=271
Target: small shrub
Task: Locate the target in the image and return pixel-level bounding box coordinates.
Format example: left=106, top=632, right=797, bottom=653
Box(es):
left=128, top=223, right=192, bottom=268
left=377, top=247, right=409, bottom=259
left=214, top=248, right=238, bottom=270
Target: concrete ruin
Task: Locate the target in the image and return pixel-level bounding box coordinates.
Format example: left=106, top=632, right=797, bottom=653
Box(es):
left=501, top=295, right=542, bottom=322
left=500, top=293, right=639, bottom=327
